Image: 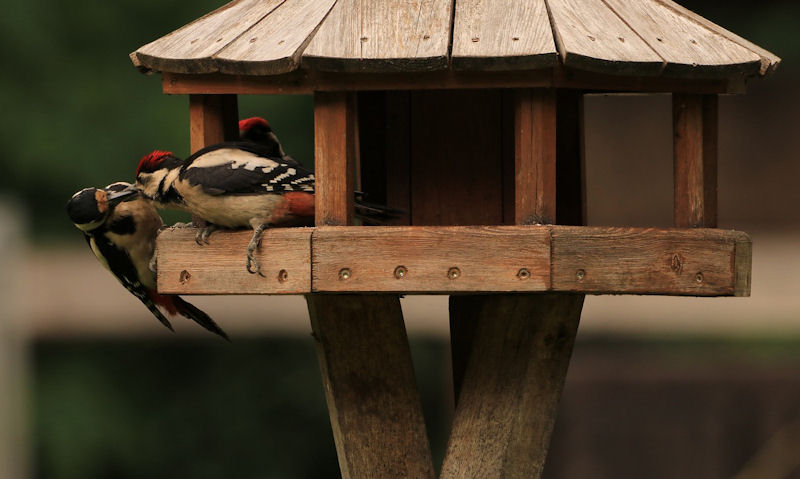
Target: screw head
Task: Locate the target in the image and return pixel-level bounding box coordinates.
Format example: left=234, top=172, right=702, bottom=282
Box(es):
left=695, top=272, right=704, bottom=283
left=576, top=269, right=586, bottom=281
left=338, top=268, right=351, bottom=281
left=278, top=269, right=288, bottom=283
left=394, top=266, right=408, bottom=279
left=447, top=267, right=461, bottom=280
left=517, top=268, right=531, bottom=280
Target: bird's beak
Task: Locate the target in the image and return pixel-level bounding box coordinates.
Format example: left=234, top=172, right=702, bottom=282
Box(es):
left=105, top=185, right=138, bottom=206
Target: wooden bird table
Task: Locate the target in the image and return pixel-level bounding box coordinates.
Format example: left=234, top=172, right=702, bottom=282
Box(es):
left=153, top=87, right=750, bottom=478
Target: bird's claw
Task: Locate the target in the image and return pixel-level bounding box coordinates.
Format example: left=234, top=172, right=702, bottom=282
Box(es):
left=194, top=225, right=217, bottom=246
left=246, top=253, right=265, bottom=277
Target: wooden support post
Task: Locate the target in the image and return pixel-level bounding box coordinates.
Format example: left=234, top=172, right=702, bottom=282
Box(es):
left=189, top=94, right=239, bottom=152
left=314, top=91, right=356, bottom=225
left=673, top=93, right=718, bottom=228
left=514, top=88, right=557, bottom=225
left=307, top=295, right=435, bottom=478
left=309, top=90, right=433, bottom=478
left=441, top=294, right=584, bottom=478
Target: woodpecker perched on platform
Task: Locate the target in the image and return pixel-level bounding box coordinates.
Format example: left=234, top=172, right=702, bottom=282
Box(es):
left=135, top=142, right=398, bottom=275
left=238, top=116, right=296, bottom=165
left=67, top=182, right=229, bottom=340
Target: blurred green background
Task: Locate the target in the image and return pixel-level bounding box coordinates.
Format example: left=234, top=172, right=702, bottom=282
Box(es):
left=1, top=0, right=799, bottom=478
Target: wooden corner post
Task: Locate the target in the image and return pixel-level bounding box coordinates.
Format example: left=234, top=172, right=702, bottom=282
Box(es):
left=307, top=91, right=434, bottom=478
left=189, top=94, right=239, bottom=152
left=445, top=88, right=584, bottom=479
left=673, top=93, right=718, bottom=228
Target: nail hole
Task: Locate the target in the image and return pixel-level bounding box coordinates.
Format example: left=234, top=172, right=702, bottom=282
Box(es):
left=179, top=270, right=191, bottom=284
left=278, top=269, right=288, bottom=283
left=587, top=35, right=596, bottom=41
left=576, top=269, right=586, bottom=281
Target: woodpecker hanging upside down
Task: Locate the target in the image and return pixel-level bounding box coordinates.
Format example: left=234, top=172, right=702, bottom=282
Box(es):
left=66, top=182, right=229, bottom=340
left=135, top=142, right=397, bottom=275
left=238, top=116, right=296, bottom=165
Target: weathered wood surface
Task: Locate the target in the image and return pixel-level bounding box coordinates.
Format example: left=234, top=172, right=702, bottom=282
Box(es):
left=189, top=94, right=238, bottom=153
left=133, top=0, right=286, bottom=74
left=156, top=227, right=312, bottom=294
left=603, top=0, right=761, bottom=77
left=314, top=91, right=356, bottom=226
left=155, top=226, right=751, bottom=296
left=673, top=93, right=717, bottom=228
left=133, top=0, right=778, bottom=79
left=440, top=294, right=584, bottom=479
left=312, top=226, right=551, bottom=293
left=161, top=70, right=742, bottom=95
left=514, top=89, right=557, bottom=225
left=303, top=0, right=454, bottom=72
left=451, top=0, right=557, bottom=70
left=307, top=295, right=435, bottom=479
left=551, top=227, right=749, bottom=296
left=654, top=0, right=780, bottom=75
left=214, top=0, right=337, bottom=75
left=546, top=0, right=664, bottom=75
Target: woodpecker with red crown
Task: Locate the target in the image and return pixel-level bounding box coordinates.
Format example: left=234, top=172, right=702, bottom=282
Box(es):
left=135, top=141, right=397, bottom=275
left=238, top=116, right=296, bottom=165
left=67, top=182, right=229, bottom=339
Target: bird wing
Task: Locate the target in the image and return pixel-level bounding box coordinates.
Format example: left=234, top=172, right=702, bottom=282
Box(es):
left=180, top=142, right=315, bottom=196
left=88, top=232, right=174, bottom=331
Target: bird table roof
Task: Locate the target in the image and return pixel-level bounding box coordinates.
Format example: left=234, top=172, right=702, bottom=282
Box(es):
left=131, top=0, right=779, bottom=83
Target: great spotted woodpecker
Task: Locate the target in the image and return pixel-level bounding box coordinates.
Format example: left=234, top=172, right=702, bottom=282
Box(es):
left=135, top=142, right=397, bottom=275
left=67, top=182, right=229, bottom=339
left=238, top=116, right=296, bottom=165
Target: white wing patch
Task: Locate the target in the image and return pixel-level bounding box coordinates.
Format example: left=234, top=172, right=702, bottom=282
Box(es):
left=187, top=148, right=280, bottom=172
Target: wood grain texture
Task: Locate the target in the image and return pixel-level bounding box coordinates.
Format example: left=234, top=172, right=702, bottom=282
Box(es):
left=161, top=69, right=740, bottom=95
left=306, top=295, right=435, bottom=479
left=410, top=90, right=505, bottom=226
left=133, top=0, right=286, bottom=74
left=314, top=91, right=356, bottom=226
left=451, top=0, right=557, bottom=70
left=603, top=0, right=761, bottom=77
left=154, top=226, right=751, bottom=296
left=546, top=0, right=664, bottom=75
left=514, top=89, right=557, bottom=225
left=214, top=0, right=337, bottom=75
left=303, top=0, right=454, bottom=72
left=189, top=94, right=239, bottom=153
left=673, top=93, right=717, bottom=228
left=441, top=293, right=584, bottom=479
left=550, top=227, right=744, bottom=296
left=156, top=227, right=311, bottom=294
left=653, top=0, right=780, bottom=75
left=312, top=226, right=551, bottom=293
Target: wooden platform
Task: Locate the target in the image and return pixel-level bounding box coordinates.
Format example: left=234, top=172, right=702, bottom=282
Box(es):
left=155, top=225, right=751, bottom=297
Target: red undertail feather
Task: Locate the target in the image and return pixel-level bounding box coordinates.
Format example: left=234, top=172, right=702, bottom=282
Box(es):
left=285, top=192, right=315, bottom=218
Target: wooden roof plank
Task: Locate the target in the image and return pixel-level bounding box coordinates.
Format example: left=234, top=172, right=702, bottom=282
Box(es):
left=214, top=0, right=336, bottom=75
left=133, top=0, right=286, bottom=74
left=545, top=0, right=665, bottom=76
left=602, top=0, right=762, bottom=78
left=653, top=0, right=780, bottom=75
left=451, top=0, right=558, bottom=71
left=303, top=0, right=454, bottom=72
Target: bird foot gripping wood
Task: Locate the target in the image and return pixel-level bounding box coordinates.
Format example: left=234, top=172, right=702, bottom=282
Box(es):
left=246, top=223, right=269, bottom=276
left=195, top=224, right=220, bottom=245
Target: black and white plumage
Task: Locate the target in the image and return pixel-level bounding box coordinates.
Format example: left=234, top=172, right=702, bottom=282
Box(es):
left=67, top=182, right=229, bottom=340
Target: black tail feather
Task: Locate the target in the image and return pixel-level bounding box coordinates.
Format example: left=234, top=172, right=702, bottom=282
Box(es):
left=174, top=297, right=230, bottom=341
left=143, top=301, right=175, bottom=332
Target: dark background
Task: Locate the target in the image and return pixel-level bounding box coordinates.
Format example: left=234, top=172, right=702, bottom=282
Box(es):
left=0, top=0, right=798, bottom=477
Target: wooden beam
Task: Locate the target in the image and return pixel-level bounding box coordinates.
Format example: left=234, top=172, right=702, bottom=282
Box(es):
left=514, top=88, right=557, bottom=224
left=673, top=93, right=718, bottom=228
left=312, top=226, right=551, bottom=293
left=162, top=69, right=740, bottom=96
left=307, top=295, right=435, bottom=479
left=155, top=226, right=751, bottom=296
left=188, top=94, right=238, bottom=153
left=156, top=227, right=312, bottom=295
left=314, top=91, right=356, bottom=226
left=440, top=294, right=584, bottom=478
